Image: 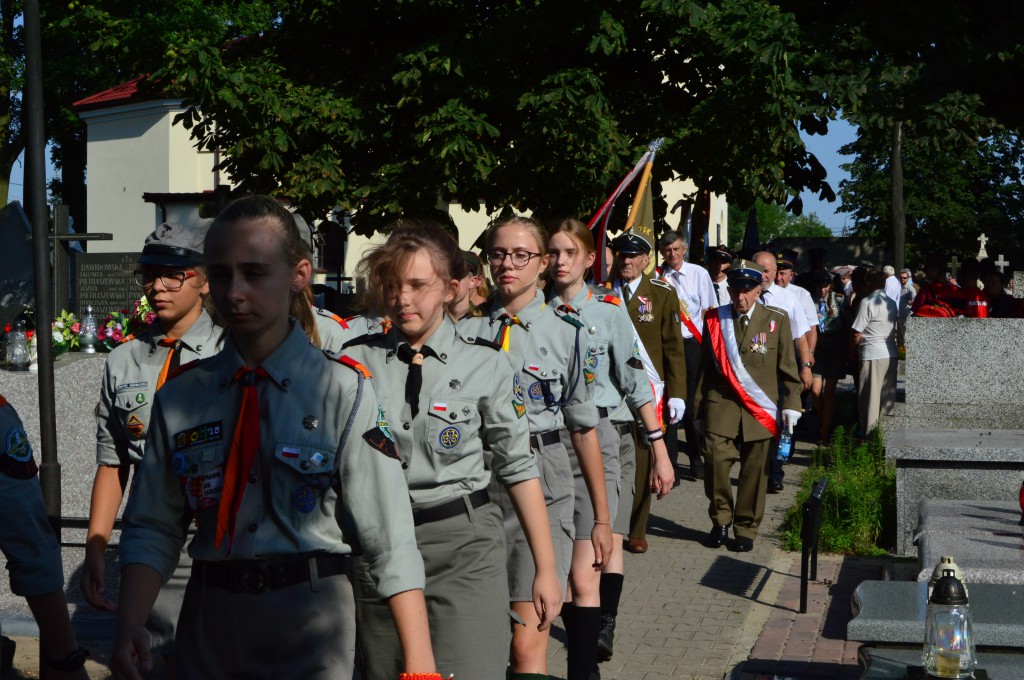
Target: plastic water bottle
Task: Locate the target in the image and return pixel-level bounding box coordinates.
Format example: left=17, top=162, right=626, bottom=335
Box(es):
left=777, top=432, right=792, bottom=461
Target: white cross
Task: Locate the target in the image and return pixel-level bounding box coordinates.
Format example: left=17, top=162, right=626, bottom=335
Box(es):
left=995, top=254, right=1009, bottom=273
left=948, top=256, right=961, bottom=279
left=978, top=233, right=989, bottom=258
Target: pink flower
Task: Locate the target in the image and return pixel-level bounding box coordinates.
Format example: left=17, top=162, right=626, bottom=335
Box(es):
left=112, top=329, right=123, bottom=342
left=145, top=312, right=156, bottom=325
left=71, top=322, right=81, bottom=333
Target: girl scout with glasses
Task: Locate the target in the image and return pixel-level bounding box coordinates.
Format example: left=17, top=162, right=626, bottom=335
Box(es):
left=83, top=222, right=222, bottom=676
left=111, top=196, right=436, bottom=680
left=345, top=221, right=559, bottom=680
left=546, top=218, right=676, bottom=679
left=461, top=215, right=611, bottom=680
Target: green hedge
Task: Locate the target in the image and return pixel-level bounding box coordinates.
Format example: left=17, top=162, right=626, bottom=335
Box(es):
left=781, top=427, right=896, bottom=556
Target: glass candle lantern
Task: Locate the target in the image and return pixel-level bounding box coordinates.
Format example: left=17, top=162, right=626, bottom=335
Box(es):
left=922, top=569, right=977, bottom=679
left=79, top=305, right=99, bottom=353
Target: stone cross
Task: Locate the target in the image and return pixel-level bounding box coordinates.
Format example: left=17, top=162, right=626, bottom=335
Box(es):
left=978, top=233, right=989, bottom=258
left=948, top=255, right=961, bottom=279
left=995, top=254, right=1010, bottom=273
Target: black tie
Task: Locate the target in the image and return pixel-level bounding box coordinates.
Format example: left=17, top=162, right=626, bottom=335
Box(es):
left=396, top=343, right=437, bottom=418
left=759, top=290, right=767, bottom=305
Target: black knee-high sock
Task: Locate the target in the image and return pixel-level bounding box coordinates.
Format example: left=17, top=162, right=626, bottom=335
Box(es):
left=509, top=674, right=549, bottom=680
left=600, top=573, right=624, bottom=617
left=566, top=605, right=601, bottom=680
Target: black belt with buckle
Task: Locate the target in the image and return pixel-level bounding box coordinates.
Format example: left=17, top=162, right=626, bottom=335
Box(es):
left=195, top=554, right=350, bottom=594
left=412, top=489, right=490, bottom=526
left=615, top=422, right=633, bottom=436
left=597, top=406, right=610, bottom=418
left=529, top=430, right=560, bottom=449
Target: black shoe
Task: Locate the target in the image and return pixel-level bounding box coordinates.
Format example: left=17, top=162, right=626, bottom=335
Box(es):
left=590, top=665, right=602, bottom=680
left=732, top=536, right=754, bottom=552
left=689, top=456, right=705, bottom=480
left=705, top=524, right=729, bottom=548
left=596, top=613, right=616, bottom=662
left=767, top=480, right=784, bottom=494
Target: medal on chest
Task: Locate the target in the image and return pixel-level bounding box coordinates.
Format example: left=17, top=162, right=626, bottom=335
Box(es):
left=749, top=331, right=768, bottom=355
left=637, top=296, right=654, bottom=323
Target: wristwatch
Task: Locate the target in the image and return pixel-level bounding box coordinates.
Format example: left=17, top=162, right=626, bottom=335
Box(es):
left=46, top=646, right=90, bottom=672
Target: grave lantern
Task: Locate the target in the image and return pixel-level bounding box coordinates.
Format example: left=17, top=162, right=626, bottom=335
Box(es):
left=79, top=305, right=99, bottom=353
left=6, top=320, right=30, bottom=370
left=922, top=569, right=976, bottom=679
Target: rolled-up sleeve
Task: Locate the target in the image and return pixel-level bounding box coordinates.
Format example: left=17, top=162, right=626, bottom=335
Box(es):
left=96, top=360, right=127, bottom=467
left=0, top=475, right=63, bottom=597
left=338, top=377, right=424, bottom=600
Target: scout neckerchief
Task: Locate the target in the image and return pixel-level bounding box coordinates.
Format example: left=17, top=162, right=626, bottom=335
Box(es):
left=659, top=266, right=703, bottom=343
left=704, top=304, right=780, bottom=438
left=396, top=343, right=438, bottom=418
left=156, top=337, right=181, bottom=390
left=216, top=366, right=269, bottom=553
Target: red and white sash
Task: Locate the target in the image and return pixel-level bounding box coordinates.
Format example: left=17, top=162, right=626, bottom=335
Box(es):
left=705, top=305, right=779, bottom=438
left=658, top=268, right=703, bottom=343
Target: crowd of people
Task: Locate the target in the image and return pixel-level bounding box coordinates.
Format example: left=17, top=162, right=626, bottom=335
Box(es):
left=2, top=202, right=1019, bottom=680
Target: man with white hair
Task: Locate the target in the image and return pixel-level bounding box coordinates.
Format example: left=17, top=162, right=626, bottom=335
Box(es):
left=883, top=265, right=901, bottom=305
left=897, top=268, right=916, bottom=348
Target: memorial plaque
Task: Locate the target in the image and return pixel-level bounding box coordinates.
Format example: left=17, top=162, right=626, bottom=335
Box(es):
left=0, top=201, right=35, bottom=327
left=74, top=252, right=141, bottom=315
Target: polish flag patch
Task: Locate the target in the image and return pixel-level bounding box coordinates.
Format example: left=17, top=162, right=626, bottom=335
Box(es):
left=282, top=446, right=301, bottom=459
left=526, top=364, right=541, bottom=373
left=432, top=403, right=448, bottom=413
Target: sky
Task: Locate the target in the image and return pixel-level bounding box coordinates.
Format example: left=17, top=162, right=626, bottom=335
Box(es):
left=799, top=117, right=858, bottom=235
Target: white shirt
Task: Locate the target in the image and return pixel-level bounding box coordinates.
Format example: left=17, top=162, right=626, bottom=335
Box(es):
left=758, top=283, right=811, bottom=340
left=658, top=262, right=717, bottom=339
left=851, top=289, right=898, bottom=361
left=781, top=282, right=818, bottom=330
left=711, top=278, right=732, bottom=307
left=899, top=281, right=917, bottom=320
left=884, top=275, right=901, bottom=306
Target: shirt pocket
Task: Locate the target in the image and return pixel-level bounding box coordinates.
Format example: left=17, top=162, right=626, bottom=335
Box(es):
left=272, top=442, right=339, bottom=517
left=522, top=360, right=562, bottom=406
left=114, top=389, right=152, bottom=441
left=585, top=340, right=609, bottom=385
left=426, top=397, right=477, bottom=458
left=172, top=444, right=226, bottom=513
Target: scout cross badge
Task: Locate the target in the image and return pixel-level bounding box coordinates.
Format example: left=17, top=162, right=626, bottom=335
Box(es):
left=636, top=296, right=654, bottom=323
left=749, top=332, right=768, bottom=355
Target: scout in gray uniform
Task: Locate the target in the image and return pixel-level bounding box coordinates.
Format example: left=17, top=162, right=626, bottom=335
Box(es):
left=547, top=219, right=675, bottom=679
left=83, top=222, right=222, bottom=673
left=460, top=215, right=611, bottom=680
left=346, top=223, right=559, bottom=680
left=1, top=396, right=90, bottom=679
left=110, top=195, right=437, bottom=680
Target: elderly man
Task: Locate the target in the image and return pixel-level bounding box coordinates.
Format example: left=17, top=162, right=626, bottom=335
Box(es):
left=752, top=251, right=812, bottom=493
left=608, top=232, right=686, bottom=553
left=883, top=265, right=901, bottom=306
left=693, top=260, right=802, bottom=551
left=897, top=268, right=916, bottom=347
left=656, top=231, right=717, bottom=481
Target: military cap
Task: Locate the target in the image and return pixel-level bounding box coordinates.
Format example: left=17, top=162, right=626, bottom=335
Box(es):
left=138, top=222, right=207, bottom=268
left=708, top=245, right=734, bottom=263
left=610, top=232, right=652, bottom=255
left=727, top=259, right=764, bottom=291
left=776, top=249, right=798, bottom=270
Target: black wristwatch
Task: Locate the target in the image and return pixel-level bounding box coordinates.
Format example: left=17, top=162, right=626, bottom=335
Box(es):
left=46, top=646, right=89, bottom=672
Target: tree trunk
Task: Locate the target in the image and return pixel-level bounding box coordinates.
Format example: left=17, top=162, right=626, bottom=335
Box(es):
left=891, top=120, right=906, bottom=270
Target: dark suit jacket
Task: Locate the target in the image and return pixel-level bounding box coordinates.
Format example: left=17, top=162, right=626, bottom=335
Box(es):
left=614, top=274, right=686, bottom=400
left=693, top=303, right=802, bottom=441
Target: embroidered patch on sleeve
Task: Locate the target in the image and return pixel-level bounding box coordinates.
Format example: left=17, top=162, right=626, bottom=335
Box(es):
left=363, top=427, right=400, bottom=460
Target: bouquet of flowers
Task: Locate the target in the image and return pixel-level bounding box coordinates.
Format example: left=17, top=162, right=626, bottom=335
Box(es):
left=133, top=295, right=157, bottom=327
left=51, top=310, right=81, bottom=356
left=96, top=296, right=154, bottom=351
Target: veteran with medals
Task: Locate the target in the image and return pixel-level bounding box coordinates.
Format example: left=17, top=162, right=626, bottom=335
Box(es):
left=606, top=232, right=686, bottom=554
left=694, top=260, right=803, bottom=552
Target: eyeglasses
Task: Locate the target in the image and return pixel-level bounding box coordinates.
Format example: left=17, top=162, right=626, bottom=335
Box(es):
left=133, top=270, right=198, bottom=291
left=899, top=275, right=910, bottom=280
left=485, top=250, right=543, bottom=268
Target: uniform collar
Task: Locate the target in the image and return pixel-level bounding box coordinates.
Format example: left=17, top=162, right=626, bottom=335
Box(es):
left=220, top=320, right=309, bottom=392
left=383, top=317, right=455, bottom=364
left=488, top=287, right=545, bottom=326
left=146, top=309, right=217, bottom=353
left=547, top=284, right=592, bottom=311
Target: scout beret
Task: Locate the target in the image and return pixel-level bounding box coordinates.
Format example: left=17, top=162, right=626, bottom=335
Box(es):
left=138, top=222, right=207, bottom=268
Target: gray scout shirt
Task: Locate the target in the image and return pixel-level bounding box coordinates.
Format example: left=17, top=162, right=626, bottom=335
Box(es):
left=316, top=312, right=389, bottom=355
left=461, top=288, right=599, bottom=434
left=120, top=322, right=424, bottom=599
left=345, top=317, right=538, bottom=508
left=549, top=285, right=653, bottom=412
left=0, top=397, right=63, bottom=597
left=96, top=309, right=222, bottom=466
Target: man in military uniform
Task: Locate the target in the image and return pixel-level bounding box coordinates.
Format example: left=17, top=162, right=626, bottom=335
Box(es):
left=607, top=232, right=686, bottom=553
left=693, top=260, right=802, bottom=552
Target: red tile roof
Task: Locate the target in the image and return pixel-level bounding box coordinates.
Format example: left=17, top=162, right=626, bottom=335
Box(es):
left=73, top=75, right=155, bottom=110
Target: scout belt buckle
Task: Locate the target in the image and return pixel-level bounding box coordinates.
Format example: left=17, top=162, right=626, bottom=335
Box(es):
left=238, top=564, right=269, bottom=594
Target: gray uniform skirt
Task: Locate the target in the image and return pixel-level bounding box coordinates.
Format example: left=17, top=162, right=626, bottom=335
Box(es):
left=176, top=559, right=356, bottom=679
left=561, top=417, right=620, bottom=541
left=612, top=422, right=638, bottom=536
left=490, top=435, right=574, bottom=601
left=353, top=502, right=510, bottom=680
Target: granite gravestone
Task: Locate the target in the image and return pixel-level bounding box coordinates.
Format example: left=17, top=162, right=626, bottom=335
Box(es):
left=0, top=201, right=35, bottom=327
left=73, top=251, right=140, bottom=315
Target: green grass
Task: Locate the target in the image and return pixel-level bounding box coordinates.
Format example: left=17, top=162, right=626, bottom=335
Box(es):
left=781, top=427, right=896, bottom=556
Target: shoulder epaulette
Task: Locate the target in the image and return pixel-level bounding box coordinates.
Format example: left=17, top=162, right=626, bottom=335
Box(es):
left=762, top=305, right=787, bottom=316
left=650, top=278, right=672, bottom=290
left=334, top=354, right=373, bottom=379
left=340, top=332, right=387, bottom=350
left=166, top=358, right=207, bottom=381
left=313, top=306, right=350, bottom=329
left=598, top=294, right=622, bottom=306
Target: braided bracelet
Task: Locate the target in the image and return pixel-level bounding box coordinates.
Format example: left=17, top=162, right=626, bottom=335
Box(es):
left=646, top=430, right=665, bottom=442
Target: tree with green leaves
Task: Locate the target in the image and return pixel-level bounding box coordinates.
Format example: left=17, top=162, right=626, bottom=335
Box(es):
left=727, top=200, right=830, bottom=248
left=0, top=0, right=23, bottom=204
